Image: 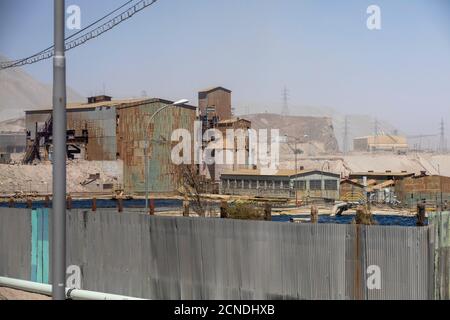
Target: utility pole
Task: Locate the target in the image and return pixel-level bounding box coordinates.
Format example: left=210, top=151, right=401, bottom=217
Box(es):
left=343, top=116, right=349, bottom=155
left=52, top=0, right=67, bottom=300
left=373, top=118, right=379, bottom=153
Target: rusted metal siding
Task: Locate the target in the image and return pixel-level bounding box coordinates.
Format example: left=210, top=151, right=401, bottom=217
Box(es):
left=396, top=176, right=450, bottom=206
left=199, top=88, right=232, bottom=120
left=117, top=102, right=196, bottom=194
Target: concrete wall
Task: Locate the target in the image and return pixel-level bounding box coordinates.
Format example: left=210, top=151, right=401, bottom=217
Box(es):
left=0, top=208, right=434, bottom=300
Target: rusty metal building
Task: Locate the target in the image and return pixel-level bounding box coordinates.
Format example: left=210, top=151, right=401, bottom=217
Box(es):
left=117, top=99, right=197, bottom=195
left=198, top=86, right=232, bottom=122
left=24, top=96, right=146, bottom=161
left=24, top=96, right=197, bottom=195
left=395, top=175, right=450, bottom=206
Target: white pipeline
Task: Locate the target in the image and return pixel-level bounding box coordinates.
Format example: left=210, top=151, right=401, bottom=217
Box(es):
left=0, top=277, right=145, bottom=300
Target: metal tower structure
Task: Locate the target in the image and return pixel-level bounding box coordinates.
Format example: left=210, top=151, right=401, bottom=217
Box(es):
left=281, top=86, right=290, bottom=116
left=439, top=118, right=447, bottom=153
left=343, top=116, right=349, bottom=155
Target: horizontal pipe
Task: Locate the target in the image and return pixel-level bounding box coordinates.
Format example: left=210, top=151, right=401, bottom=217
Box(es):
left=0, top=277, right=145, bottom=300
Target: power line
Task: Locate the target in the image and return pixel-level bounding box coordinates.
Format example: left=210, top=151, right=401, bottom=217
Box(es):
left=1, top=0, right=159, bottom=70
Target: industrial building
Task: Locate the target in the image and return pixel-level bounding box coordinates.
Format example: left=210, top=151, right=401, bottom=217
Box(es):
left=24, top=96, right=197, bottom=195
left=395, top=175, right=450, bottom=207
left=198, top=86, right=253, bottom=185
left=348, top=171, right=414, bottom=184
left=117, top=98, right=197, bottom=194
left=353, top=135, right=408, bottom=153
left=24, top=95, right=139, bottom=161
left=199, top=86, right=232, bottom=122
left=0, top=132, right=26, bottom=154
left=220, top=169, right=340, bottom=200
left=202, top=118, right=252, bottom=182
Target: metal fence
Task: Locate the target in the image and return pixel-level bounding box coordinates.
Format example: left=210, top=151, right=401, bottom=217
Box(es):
left=0, top=207, right=438, bottom=299
left=0, top=208, right=31, bottom=280
left=429, top=211, right=450, bottom=299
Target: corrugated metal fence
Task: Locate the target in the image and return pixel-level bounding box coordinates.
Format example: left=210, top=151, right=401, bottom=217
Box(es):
left=429, top=211, right=450, bottom=299
left=0, top=208, right=440, bottom=299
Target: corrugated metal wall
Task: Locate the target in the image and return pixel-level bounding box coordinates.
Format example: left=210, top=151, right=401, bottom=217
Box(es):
left=429, top=211, right=450, bottom=299
left=66, top=210, right=433, bottom=300
left=0, top=208, right=31, bottom=280
left=0, top=208, right=437, bottom=299
left=117, top=102, right=196, bottom=194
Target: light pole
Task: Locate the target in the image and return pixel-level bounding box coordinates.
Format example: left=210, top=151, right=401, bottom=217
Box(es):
left=284, top=135, right=303, bottom=173
left=285, top=135, right=305, bottom=206
left=144, top=99, right=189, bottom=211
left=52, top=0, right=67, bottom=300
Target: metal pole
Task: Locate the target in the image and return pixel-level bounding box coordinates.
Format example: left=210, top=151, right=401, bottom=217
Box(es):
left=295, top=139, right=299, bottom=173
left=0, top=277, right=145, bottom=300
left=52, top=0, right=67, bottom=300
left=145, top=134, right=149, bottom=211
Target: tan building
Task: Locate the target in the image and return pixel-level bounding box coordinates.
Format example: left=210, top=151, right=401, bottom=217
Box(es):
left=353, top=135, right=408, bottom=153
left=220, top=169, right=341, bottom=200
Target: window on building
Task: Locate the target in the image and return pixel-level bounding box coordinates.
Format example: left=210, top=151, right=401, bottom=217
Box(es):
left=325, top=180, right=338, bottom=191
left=310, top=180, right=322, bottom=190
left=294, top=181, right=306, bottom=190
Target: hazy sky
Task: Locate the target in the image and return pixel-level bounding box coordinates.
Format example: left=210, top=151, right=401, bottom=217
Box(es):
left=1, top=0, right=449, bottom=136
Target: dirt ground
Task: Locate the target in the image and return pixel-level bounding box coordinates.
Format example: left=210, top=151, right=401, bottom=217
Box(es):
left=0, top=159, right=122, bottom=196
left=0, top=287, right=50, bottom=300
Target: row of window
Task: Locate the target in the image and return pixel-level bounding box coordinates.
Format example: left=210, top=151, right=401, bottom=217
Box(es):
left=222, top=179, right=338, bottom=191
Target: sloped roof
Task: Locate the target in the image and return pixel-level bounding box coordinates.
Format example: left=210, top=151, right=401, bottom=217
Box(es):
left=199, top=86, right=232, bottom=94
left=25, top=98, right=197, bottom=113
left=221, top=169, right=340, bottom=178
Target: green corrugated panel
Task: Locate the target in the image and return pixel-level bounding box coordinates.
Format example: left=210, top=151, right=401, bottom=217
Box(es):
left=30, top=208, right=50, bottom=284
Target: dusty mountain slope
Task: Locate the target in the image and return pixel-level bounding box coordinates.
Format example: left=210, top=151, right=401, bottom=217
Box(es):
left=0, top=54, right=83, bottom=121
left=242, top=113, right=339, bottom=154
